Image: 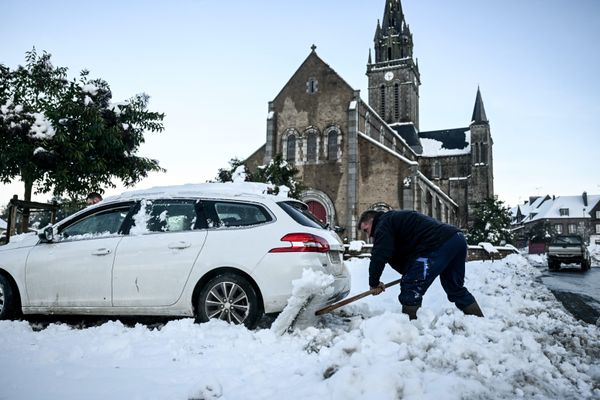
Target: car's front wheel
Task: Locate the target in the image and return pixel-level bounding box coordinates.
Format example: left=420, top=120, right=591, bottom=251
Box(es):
left=0, top=274, right=17, bottom=320
left=581, top=259, right=591, bottom=271
left=196, top=273, right=262, bottom=329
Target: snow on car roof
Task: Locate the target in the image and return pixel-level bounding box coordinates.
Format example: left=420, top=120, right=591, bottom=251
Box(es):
left=105, top=182, right=291, bottom=202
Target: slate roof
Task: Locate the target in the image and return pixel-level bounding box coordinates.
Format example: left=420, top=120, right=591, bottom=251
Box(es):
left=389, top=122, right=423, bottom=154
left=518, top=194, right=600, bottom=224
left=419, top=127, right=470, bottom=151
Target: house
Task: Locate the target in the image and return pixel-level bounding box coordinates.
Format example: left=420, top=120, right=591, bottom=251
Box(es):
left=246, top=0, right=495, bottom=240
left=511, top=192, right=600, bottom=251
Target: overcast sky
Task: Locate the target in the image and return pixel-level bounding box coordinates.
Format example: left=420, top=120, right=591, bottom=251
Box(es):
left=1, top=0, right=599, bottom=209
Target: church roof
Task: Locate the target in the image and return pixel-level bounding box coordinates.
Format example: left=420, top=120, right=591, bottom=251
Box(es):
left=471, top=87, right=488, bottom=124
left=419, top=127, right=470, bottom=156
left=389, top=122, right=423, bottom=154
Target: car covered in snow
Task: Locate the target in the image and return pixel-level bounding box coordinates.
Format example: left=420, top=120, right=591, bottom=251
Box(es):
left=0, top=183, right=351, bottom=328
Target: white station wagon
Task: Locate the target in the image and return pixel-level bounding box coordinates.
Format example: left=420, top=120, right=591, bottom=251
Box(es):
left=0, top=183, right=351, bottom=328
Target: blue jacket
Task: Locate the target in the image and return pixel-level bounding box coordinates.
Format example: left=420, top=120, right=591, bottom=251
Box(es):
left=368, top=210, right=460, bottom=287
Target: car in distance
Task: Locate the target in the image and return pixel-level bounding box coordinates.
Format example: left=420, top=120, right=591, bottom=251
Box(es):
left=547, top=235, right=591, bottom=272
left=0, top=183, right=351, bottom=328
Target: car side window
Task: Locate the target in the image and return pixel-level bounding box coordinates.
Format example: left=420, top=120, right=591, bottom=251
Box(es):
left=202, top=201, right=272, bottom=228
left=60, top=207, right=131, bottom=240
left=131, top=199, right=198, bottom=233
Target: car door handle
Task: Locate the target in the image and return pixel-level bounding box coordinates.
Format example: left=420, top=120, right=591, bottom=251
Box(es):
left=168, top=241, right=191, bottom=250
left=92, top=248, right=112, bottom=256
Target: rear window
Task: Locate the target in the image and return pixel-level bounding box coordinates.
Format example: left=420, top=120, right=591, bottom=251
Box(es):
left=277, top=201, right=325, bottom=229
left=551, top=236, right=582, bottom=245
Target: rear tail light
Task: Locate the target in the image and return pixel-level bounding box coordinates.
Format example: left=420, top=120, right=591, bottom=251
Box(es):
left=269, top=233, right=330, bottom=253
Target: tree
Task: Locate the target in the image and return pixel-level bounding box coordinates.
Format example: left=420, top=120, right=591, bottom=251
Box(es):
left=254, top=154, right=305, bottom=199
left=214, top=154, right=305, bottom=199
left=214, top=157, right=252, bottom=183
left=0, top=48, right=165, bottom=229
left=468, top=197, right=514, bottom=246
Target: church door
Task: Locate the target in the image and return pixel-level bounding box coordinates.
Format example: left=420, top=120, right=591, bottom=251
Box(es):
left=306, top=200, right=327, bottom=224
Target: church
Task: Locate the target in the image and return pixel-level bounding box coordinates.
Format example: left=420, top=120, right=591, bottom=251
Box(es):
left=246, top=0, right=494, bottom=240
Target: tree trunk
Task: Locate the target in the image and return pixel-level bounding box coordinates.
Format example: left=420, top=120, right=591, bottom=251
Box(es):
left=20, top=179, right=33, bottom=233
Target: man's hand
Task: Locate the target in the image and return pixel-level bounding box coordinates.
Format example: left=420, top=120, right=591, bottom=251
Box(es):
left=370, top=281, right=385, bottom=295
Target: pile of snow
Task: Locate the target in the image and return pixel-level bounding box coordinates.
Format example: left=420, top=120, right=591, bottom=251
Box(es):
left=1, top=255, right=599, bottom=399
left=589, top=243, right=600, bottom=264
left=270, top=269, right=334, bottom=335
left=348, top=240, right=365, bottom=252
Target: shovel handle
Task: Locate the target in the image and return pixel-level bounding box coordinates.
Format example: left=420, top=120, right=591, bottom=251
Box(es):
left=315, top=278, right=402, bottom=316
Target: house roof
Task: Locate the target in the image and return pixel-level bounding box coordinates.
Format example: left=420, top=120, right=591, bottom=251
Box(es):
left=521, top=194, right=600, bottom=223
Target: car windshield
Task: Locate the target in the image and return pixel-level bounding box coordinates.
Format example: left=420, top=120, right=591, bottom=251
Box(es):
left=552, top=236, right=582, bottom=245
left=277, top=201, right=325, bottom=229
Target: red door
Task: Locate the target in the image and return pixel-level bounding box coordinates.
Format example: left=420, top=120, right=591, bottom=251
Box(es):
left=306, top=201, right=327, bottom=224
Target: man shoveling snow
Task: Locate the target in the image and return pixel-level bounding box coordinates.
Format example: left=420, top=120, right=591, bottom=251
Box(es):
left=358, top=209, right=484, bottom=320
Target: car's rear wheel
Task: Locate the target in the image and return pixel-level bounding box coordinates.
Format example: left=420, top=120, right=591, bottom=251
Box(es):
left=548, top=260, right=559, bottom=271
left=196, top=273, right=262, bottom=329
left=0, top=275, right=17, bottom=320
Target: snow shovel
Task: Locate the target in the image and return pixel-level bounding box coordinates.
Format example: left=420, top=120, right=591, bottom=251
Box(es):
left=314, top=278, right=402, bottom=316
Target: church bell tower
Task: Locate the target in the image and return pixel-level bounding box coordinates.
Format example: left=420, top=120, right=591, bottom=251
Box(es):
left=367, top=0, right=421, bottom=129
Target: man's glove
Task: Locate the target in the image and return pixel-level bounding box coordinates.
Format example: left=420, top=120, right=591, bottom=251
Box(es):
left=370, top=281, right=385, bottom=295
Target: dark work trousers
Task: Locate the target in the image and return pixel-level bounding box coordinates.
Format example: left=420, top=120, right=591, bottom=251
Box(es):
left=398, top=232, right=476, bottom=310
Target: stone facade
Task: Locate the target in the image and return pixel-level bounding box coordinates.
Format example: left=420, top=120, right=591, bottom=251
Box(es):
left=246, top=0, right=494, bottom=240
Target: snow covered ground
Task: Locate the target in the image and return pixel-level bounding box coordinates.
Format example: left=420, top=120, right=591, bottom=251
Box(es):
left=1, top=254, right=599, bottom=400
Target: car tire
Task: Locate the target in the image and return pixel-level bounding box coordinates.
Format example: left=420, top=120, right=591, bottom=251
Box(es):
left=548, top=260, right=559, bottom=271
left=196, top=273, right=262, bottom=329
left=581, top=260, right=590, bottom=271
left=0, top=274, right=17, bottom=320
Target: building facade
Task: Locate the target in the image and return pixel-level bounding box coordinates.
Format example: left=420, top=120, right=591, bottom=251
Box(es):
left=246, top=0, right=494, bottom=240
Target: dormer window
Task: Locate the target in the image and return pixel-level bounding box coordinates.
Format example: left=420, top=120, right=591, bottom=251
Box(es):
left=559, top=208, right=569, bottom=216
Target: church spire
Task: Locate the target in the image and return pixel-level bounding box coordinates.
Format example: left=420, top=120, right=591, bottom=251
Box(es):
left=373, top=0, right=413, bottom=62
left=471, top=87, right=488, bottom=124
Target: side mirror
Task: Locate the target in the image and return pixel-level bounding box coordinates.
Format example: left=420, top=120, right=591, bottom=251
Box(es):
left=38, top=225, right=55, bottom=243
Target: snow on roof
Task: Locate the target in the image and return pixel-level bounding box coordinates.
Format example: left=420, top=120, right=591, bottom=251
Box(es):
left=420, top=135, right=471, bottom=157
left=0, top=218, right=6, bottom=230
left=523, top=194, right=600, bottom=223
left=105, top=182, right=290, bottom=202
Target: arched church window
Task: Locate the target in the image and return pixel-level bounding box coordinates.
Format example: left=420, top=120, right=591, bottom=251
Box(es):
left=307, top=130, right=317, bottom=162
left=394, top=83, right=400, bottom=120
left=327, top=128, right=338, bottom=160
left=379, top=85, right=385, bottom=117
left=433, top=161, right=442, bottom=178
left=286, top=134, right=296, bottom=163
left=480, top=143, right=487, bottom=164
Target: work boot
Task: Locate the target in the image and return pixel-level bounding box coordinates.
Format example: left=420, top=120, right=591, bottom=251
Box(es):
left=462, top=301, right=484, bottom=317
left=402, top=305, right=420, bottom=320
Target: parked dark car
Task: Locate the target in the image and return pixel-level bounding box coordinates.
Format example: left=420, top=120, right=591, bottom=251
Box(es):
left=547, top=235, right=591, bottom=272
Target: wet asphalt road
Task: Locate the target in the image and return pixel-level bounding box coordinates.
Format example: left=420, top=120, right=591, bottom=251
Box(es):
left=537, top=262, right=600, bottom=325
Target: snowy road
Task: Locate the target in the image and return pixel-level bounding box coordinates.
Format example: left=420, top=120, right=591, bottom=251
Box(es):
left=525, top=253, right=600, bottom=325
left=541, top=266, right=600, bottom=325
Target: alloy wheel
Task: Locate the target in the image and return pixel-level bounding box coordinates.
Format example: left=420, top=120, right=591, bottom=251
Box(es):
left=204, top=281, right=250, bottom=324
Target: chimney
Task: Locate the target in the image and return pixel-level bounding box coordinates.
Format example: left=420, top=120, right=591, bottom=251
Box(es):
left=582, top=191, right=588, bottom=207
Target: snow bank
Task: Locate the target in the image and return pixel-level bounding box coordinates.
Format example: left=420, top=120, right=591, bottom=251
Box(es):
left=270, top=268, right=334, bottom=335
left=0, top=255, right=599, bottom=399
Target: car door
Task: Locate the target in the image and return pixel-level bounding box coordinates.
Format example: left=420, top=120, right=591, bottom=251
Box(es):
left=25, top=204, right=132, bottom=308
left=112, top=199, right=208, bottom=307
